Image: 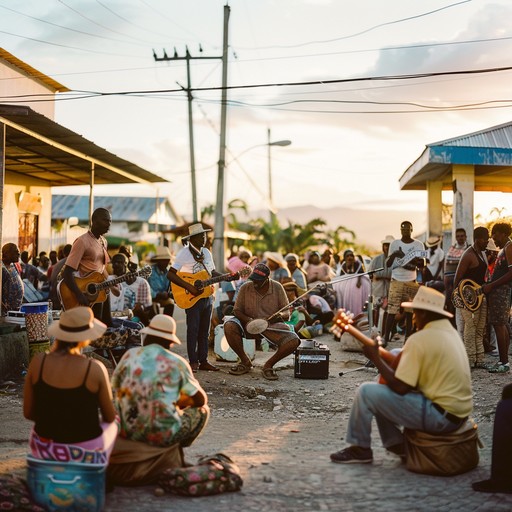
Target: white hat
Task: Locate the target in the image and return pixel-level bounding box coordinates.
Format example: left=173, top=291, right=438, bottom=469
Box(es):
left=182, top=223, right=211, bottom=240
left=152, top=246, right=172, bottom=261
left=48, top=307, right=107, bottom=342
left=264, top=251, right=285, bottom=267
left=486, top=238, right=498, bottom=252
left=425, top=235, right=442, bottom=248
left=401, top=286, right=453, bottom=318
left=381, top=235, right=395, bottom=245
left=140, top=314, right=181, bottom=344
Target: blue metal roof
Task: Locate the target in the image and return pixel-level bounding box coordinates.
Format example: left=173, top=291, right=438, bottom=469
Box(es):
left=400, top=120, right=512, bottom=190
left=52, top=195, right=171, bottom=223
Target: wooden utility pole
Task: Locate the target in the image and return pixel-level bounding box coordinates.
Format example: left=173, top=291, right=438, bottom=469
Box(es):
left=212, top=4, right=231, bottom=269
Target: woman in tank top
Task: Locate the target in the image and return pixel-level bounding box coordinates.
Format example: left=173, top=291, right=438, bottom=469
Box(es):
left=23, top=306, right=118, bottom=464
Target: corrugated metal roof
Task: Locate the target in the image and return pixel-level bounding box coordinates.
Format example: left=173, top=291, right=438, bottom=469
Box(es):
left=0, top=104, right=168, bottom=186
left=400, top=120, right=512, bottom=191
left=52, top=195, right=173, bottom=223
left=0, top=48, right=69, bottom=92
left=429, top=120, right=512, bottom=149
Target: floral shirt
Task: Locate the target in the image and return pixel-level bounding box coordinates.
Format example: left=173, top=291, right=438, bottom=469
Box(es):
left=111, top=344, right=202, bottom=446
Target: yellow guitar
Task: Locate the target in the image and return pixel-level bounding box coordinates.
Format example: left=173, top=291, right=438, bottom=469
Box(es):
left=172, top=267, right=251, bottom=309
left=58, top=266, right=152, bottom=311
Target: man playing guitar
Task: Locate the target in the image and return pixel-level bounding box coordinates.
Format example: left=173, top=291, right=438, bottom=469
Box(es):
left=61, top=207, right=120, bottom=326
left=167, top=223, right=222, bottom=372
left=330, top=287, right=472, bottom=464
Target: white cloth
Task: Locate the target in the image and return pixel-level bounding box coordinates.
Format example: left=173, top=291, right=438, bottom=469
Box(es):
left=388, top=239, right=424, bottom=281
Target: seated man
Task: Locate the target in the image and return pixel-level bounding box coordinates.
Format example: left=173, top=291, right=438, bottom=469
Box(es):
left=2, top=243, right=24, bottom=315
left=224, top=263, right=300, bottom=381
left=108, top=253, right=150, bottom=329
left=111, top=315, right=209, bottom=448
left=330, top=286, right=473, bottom=464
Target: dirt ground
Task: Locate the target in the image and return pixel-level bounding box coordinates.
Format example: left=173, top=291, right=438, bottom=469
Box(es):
left=1, top=318, right=511, bottom=511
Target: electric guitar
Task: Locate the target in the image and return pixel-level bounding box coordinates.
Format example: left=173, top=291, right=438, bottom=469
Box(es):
left=330, top=308, right=401, bottom=384
left=58, top=265, right=152, bottom=311
left=171, top=267, right=252, bottom=309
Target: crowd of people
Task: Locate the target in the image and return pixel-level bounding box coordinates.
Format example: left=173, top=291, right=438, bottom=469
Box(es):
left=2, top=211, right=512, bottom=498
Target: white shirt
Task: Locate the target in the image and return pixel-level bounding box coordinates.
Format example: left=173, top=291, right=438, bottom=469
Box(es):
left=171, top=245, right=215, bottom=275
left=388, top=239, right=425, bottom=282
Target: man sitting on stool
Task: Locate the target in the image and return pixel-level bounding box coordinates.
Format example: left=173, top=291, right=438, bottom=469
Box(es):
left=330, top=286, right=473, bottom=464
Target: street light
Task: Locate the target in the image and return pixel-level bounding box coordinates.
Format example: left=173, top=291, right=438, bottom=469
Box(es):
left=267, top=128, right=291, bottom=219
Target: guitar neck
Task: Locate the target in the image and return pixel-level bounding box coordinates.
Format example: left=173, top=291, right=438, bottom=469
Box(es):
left=96, top=270, right=140, bottom=290
left=201, top=272, right=235, bottom=287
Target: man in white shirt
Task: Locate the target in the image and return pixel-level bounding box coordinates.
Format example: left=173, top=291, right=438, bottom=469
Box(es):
left=383, top=221, right=425, bottom=344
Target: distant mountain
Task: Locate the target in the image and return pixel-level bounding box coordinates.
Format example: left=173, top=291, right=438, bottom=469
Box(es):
left=263, top=204, right=427, bottom=251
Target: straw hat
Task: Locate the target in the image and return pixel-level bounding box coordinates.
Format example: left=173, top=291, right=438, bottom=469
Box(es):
left=152, top=246, right=172, bottom=261
left=486, top=238, right=498, bottom=252
left=425, top=235, right=442, bottom=248
left=264, top=251, right=285, bottom=267
left=140, top=314, right=181, bottom=344
left=401, top=286, right=453, bottom=318
left=48, top=307, right=107, bottom=342
left=182, top=223, right=211, bottom=240
left=381, top=235, right=395, bottom=245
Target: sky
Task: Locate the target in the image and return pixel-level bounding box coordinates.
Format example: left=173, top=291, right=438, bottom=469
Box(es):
left=2, top=0, right=512, bottom=225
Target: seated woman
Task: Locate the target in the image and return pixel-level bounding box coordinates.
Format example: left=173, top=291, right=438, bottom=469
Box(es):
left=23, top=307, right=118, bottom=465
left=332, top=249, right=371, bottom=316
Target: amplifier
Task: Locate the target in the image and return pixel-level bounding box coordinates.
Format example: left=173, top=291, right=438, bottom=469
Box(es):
left=294, top=341, right=330, bottom=379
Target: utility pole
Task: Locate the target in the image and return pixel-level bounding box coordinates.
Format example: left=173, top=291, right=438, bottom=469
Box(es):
left=212, top=4, right=230, bottom=269
left=153, top=46, right=222, bottom=222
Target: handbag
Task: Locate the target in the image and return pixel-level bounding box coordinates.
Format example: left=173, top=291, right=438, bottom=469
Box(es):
left=404, top=419, right=482, bottom=476
left=158, top=453, right=243, bottom=497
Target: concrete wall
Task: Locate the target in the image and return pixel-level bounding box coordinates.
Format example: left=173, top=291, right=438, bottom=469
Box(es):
left=0, top=59, right=55, bottom=119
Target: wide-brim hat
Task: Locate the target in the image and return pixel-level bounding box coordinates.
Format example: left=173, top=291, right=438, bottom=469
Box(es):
left=48, top=307, right=107, bottom=342
left=140, top=314, right=181, bottom=344
left=381, top=235, right=395, bottom=245
left=182, top=223, right=211, bottom=240
left=401, top=286, right=453, bottom=318
left=486, top=238, right=498, bottom=252
left=425, top=235, right=441, bottom=248
left=264, top=251, right=285, bottom=267
left=152, top=246, right=172, bottom=261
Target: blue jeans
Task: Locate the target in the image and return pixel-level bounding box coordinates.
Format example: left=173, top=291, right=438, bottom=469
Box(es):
left=185, top=296, right=213, bottom=364
left=346, top=382, right=462, bottom=449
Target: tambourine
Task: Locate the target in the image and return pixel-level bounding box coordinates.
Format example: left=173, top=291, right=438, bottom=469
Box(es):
left=451, top=278, right=484, bottom=312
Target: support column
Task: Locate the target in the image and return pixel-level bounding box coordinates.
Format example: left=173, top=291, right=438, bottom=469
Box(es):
left=452, top=164, right=475, bottom=242
left=426, top=180, right=443, bottom=237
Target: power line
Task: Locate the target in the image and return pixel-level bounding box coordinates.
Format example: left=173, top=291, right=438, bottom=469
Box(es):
left=235, top=0, right=473, bottom=50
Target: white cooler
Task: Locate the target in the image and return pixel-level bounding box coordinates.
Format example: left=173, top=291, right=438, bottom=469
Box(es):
left=214, top=323, right=256, bottom=362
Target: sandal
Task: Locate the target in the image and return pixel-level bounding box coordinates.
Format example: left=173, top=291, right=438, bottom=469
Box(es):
left=261, top=367, right=278, bottom=380
left=229, top=363, right=252, bottom=376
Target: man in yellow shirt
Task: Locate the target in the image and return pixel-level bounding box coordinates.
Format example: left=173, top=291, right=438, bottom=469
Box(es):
left=330, top=286, right=472, bottom=464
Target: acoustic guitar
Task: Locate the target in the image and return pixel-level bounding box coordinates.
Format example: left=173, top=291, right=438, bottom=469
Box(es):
left=172, top=267, right=251, bottom=309
left=58, top=265, right=152, bottom=311
left=330, top=308, right=401, bottom=384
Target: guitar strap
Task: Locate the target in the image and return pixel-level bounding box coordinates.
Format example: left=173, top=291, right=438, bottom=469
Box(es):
left=188, top=244, right=211, bottom=277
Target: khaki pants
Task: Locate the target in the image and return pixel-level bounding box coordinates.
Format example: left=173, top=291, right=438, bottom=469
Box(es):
left=459, top=297, right=487, bottom=365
